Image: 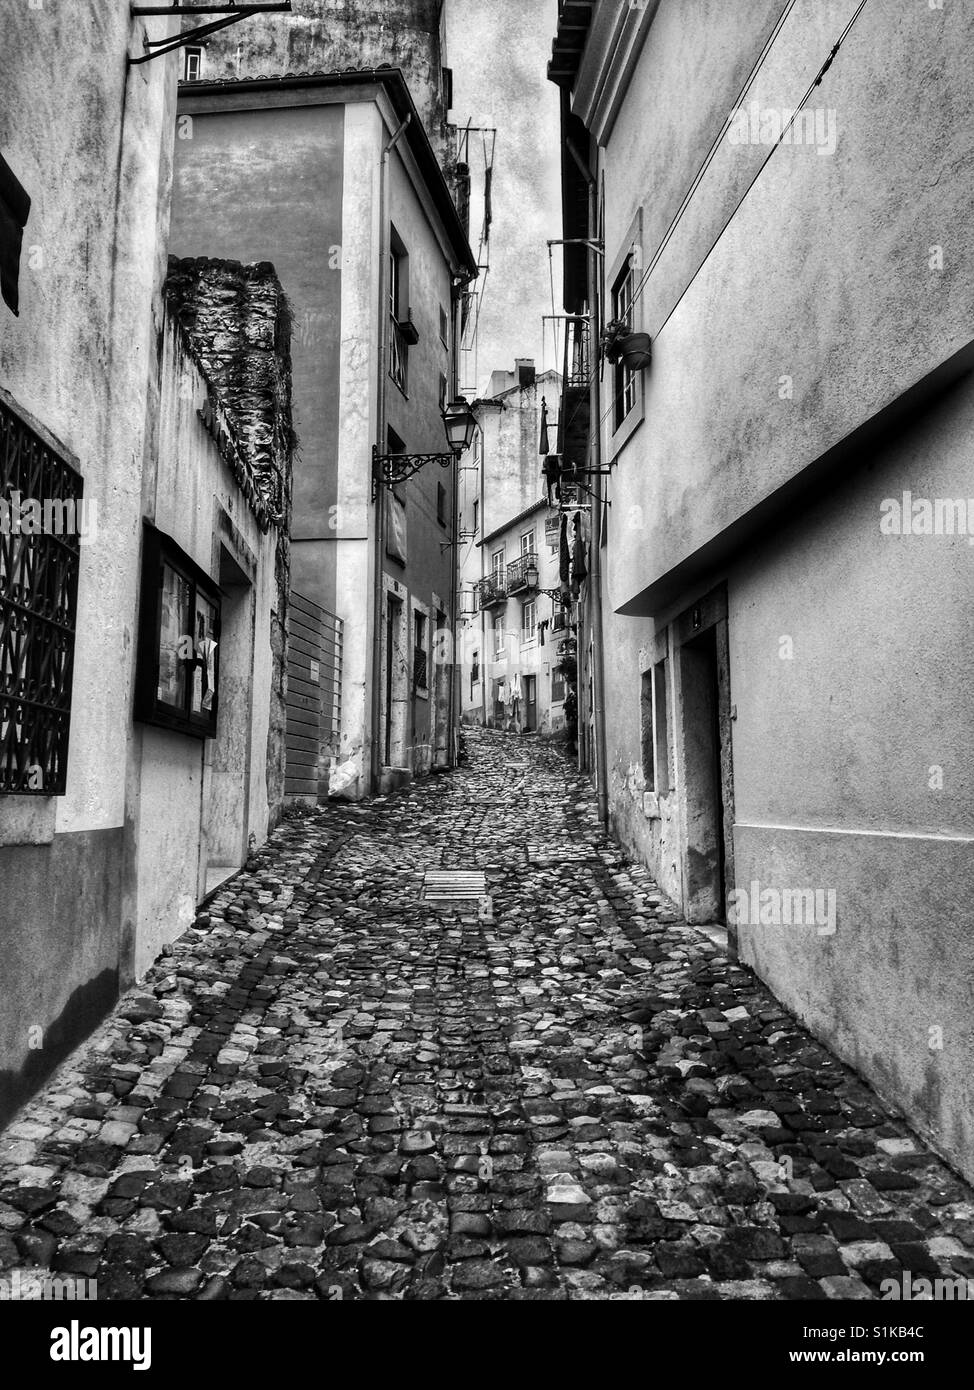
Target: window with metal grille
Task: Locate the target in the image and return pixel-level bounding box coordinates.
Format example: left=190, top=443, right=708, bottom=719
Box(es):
left=413, top=610, right=428, bottom=691
left=0, top=394, right=83, bottom=794
left=134, top=523, right=221, bottom=739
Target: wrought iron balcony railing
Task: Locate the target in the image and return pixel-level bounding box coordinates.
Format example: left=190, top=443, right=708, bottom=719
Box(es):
left=506, top=553, right=538, bottom=595
left=476, top=575, right=507, bottom=610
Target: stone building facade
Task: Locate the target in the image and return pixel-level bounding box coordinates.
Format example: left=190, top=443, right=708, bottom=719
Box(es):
left=172, top=69, right=476, bottom=799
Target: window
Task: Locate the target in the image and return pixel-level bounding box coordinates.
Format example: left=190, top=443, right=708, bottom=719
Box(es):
left=389, top=226, right=412, bottom=395
left=640, top=669, right=654, bottom=786
left=653, top=659, right=670, bottom=793
left=522, top=601, right=537, bottom=643
left=471, top=650, right=480, bottom=695
left=437, top=482, right=447, bottom=527
left=552, top=665, right=566, bottom=704
left=413, top=610, right=428, bottom=692
left=520, top=529, right=536, bottom=557
left=135, top=524, right=221, bottom=740
left=472, top=499, right=479, bottom=534
left=183, top=47, right=203, bottom=82
left=613, top=254, right=638, bottom=431
left=494, top=611, right=505, bottom=657
left=439, top=306, right=449, bottom=346
left=490, top=548, right=504, bottom=583
left=0, top=393, right=83, bottom=794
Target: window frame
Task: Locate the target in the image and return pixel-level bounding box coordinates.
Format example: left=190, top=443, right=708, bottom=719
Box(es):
left=606, top=208, right=645, bottom=460
left=134, top=523, right=221, bottom=741
left=522, top=600, right=537, bottom=644
left=183, top=46, right=203, bottom=82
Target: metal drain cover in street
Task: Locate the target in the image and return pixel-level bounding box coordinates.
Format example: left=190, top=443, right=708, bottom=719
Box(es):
left=422, top=869, right=487, bottom=904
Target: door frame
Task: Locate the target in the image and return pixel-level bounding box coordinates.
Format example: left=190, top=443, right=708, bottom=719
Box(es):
left=672, top=584, right=737, bottom=953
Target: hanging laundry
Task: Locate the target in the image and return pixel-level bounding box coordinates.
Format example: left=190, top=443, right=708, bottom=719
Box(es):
left=559, top=514, right=570, bottom=583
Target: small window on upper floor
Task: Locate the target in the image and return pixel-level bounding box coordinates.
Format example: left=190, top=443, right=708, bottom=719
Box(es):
left=439, top=306, right=449, bottom=346
left=612, top=254, right=638, bottom=431
left=184, top=47, right=204, bottom=82
left=437, top=482, right=448, bottom=528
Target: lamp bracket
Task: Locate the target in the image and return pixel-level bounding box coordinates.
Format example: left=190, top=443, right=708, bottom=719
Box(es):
left=372, top=446, right=457, bottom=500
left=129, top=4, right=292, bottom=64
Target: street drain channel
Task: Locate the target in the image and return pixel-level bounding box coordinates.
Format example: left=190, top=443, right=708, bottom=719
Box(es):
left=422, top=869, right=490, bottom=912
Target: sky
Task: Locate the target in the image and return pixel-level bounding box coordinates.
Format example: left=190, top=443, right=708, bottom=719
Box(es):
left=446, top=0, right=564, bottom=398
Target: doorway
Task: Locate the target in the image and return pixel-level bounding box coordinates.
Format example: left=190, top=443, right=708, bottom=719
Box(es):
left=383, top=592, right=407, bottom=768
left=677, top=602, right=734, bottom=936
left=524, top=674, right=537, bottom=732
left=202, top=545, right=254, bottom=896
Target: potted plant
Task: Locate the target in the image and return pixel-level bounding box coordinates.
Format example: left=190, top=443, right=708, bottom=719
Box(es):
left=601, top=317, right=652, bottom=370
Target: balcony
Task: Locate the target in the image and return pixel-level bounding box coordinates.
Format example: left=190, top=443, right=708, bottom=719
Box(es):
left=506, top=553, right=538, bottom=595
left=552, top=610, right=568, bottom=634
left=558, top=481, right=585, bottom=510
left=476, top=575, right=507, bottom=610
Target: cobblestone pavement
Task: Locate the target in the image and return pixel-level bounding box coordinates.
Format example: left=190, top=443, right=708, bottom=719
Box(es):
left=2, top=728, right=973, bottom=1302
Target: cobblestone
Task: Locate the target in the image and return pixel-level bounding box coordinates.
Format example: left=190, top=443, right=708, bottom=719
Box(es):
left=1, top=728, right=972, bottom=1300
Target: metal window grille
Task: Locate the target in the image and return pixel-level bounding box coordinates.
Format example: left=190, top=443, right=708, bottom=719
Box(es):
left=413, top=646, right=428, bottom=690
left=0, top=396, right=83, bottom=795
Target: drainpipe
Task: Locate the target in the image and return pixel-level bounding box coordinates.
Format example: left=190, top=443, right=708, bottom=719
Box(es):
left=370, top=113, right=411, bottom=793
left=569, top=137, right=609, bottom=828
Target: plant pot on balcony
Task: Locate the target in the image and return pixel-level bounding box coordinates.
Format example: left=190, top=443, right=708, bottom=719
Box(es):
left=617, top=332, right=652, bottom=370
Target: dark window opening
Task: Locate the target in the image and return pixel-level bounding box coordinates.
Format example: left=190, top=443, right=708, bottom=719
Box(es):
left=135, top=523, right=221, bottom=740
left=612, top=254, right=637, bottom=431
left=0, top=394, right=83, bottom=793
left=413, top=610, right=428, bottom=691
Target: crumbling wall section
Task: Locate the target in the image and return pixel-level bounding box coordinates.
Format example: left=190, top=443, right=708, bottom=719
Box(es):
left=164, top=255, right=296, bottom=828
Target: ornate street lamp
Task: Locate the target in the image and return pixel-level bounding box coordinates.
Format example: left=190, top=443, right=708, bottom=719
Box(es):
left=372, top=397, right=477, bottom=498
left=525, top=559, right=540, bottom=590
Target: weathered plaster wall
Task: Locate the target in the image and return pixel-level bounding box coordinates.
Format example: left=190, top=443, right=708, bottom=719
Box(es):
left=195, top=0, right=451, bottom=158
left=0, top=5, right=179, bottom=1124
left=131, top=312, right=282, bottom=976
left=728, top=374, right=974, bottom=1181
left=383, top=140, right=458, bottom=777
left=597, top=0, right=974, bottom=614
left=587, top=0, right=974, bottom=1178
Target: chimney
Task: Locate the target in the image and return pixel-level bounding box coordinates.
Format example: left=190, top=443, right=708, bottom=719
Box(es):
left=516, top=358, right=536, bottom=390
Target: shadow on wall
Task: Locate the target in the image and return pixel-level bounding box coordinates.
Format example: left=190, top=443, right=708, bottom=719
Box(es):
left=0, top=968, right=118, bottom=1130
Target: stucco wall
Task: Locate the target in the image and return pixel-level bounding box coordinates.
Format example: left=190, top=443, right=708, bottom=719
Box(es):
left=0, top=4, right=179, bottom=1124
left=728, top=373, right=974, bottom=1180
left=582, top=0, right=974, bottom=1178
left=130, top=314, right=281, bottom=977
left=596, top=0, right=974, bottom=614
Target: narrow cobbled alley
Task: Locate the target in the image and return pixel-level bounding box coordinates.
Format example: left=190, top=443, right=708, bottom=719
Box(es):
left=2, top=730, right=972, bottom=1302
